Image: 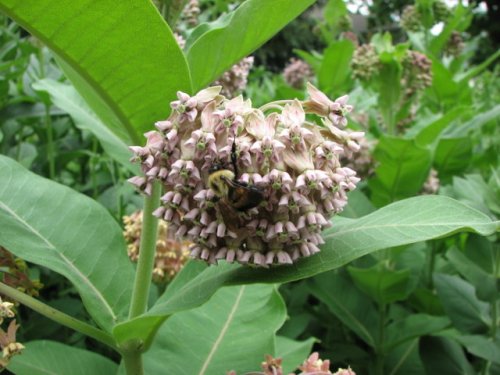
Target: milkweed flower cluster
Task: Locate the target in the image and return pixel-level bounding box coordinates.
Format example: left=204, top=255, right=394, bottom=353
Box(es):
left=401, top=1, right=450, bottom=32
left=444, top=31, right=465, bottom=57
left=0, top=247, right=42, bottom=301
left=123, top=211, right=190, bottom=283
left=341, top=137, right=376, bottom=179
left=0, top=300, right=23, bottom=370
left=351, top=44, right=380, bottom=81
left=129, top=83, right=362, bottom=266
left=400, top=5, right=421, bottom=32
left=181, top=0, right=200, bottom=27
left=227, top=352, right=356, bottom=375
left=402, top=50, right=432, bottom=98
left=283, top=58, right=314, bottom=89
left=421, top=169, right=440, bottom=195
left=213, top=56, right=254, bottom=98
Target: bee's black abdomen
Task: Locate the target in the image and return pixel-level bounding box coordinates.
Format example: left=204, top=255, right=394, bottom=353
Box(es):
left=228, top=183, right=264, bottom=211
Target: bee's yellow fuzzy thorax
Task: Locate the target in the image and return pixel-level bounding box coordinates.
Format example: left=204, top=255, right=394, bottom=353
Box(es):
left=208, top=169, right=235, bottom=198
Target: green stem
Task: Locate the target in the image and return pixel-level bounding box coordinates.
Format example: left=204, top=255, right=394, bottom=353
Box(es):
left=425, top=242, right=436, bottom=288
left=121, top=341, right=144, bottom=375
left=91, top=138, right=99, bottom=199
left=161, top=0, right=188, bottom=28
left=45, top=105, right=55, bottom=179
left=128, top=181, right=161, bottom=319
left=259, top=100, right=293, bottom=112
left=375, top=303, right=387, bottom=375
left=0, top=282, right=116, bottom=350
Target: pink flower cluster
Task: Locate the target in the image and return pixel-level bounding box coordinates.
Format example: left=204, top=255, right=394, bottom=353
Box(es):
left=227, top=352, right=356, bottom=375
left=283, top=58, right=313, bottom=89
left=129, top=83, right=362, bottom=266
left=213, top=56, right=254, bottom=98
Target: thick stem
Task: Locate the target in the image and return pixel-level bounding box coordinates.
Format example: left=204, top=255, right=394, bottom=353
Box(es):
left=161, top=0, right=188, bottom=28
left=0, top=282, right=116, bottom=349
left=259, top=100, right=293, bottom=112
left=128, top=181, right=161, bottom=319
left=121, top=341, right=144, bottom=375
left=375, top=303, right=387, bottom=375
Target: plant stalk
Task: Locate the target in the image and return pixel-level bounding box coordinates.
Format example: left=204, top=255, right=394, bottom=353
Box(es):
left=375, top=302, right=387, bottom=375
left=0, top=282, right=116, bottom=349
left=128, top=181, right=161, bottom=319
left=121, top=341, right=144, bottom=375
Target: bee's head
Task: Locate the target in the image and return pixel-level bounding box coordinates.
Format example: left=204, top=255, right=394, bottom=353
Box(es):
left=209, top=160, right=228, bottom=175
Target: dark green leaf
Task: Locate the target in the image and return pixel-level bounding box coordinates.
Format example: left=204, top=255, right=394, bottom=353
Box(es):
left=0, top=0, right=192, bottom=143
left=0, top=155, right=134, bottom=330
left=348, top=264, right=412, bottom=305
left=385, top=314, right=450, bottom=351
left=410, top=106, right=468, bottom=147
left=33, top=79, right=136, bottom=173
left=142, top=284, right=285, bottom=375
left=419, top=336, right=475, bottom=375
left=276, top=336, right=316, bottom=374
left=434, top=136, right=472, bottom=179
left=8, top=340, right=118, bottom=375
left=318, top=40, right=354, bottom=94
left=452, top=334, right=500, bottom=363
left=310, top=271, right=378, bottom=347
left=369, top=136, right=432, bottom=206
left=446, top=247, right=497, bottom=301
left=433, top=273, right=490, bottom=334
left=113, top=196, right=498, bottom=344
left=187, top=0, right=315, bottom=91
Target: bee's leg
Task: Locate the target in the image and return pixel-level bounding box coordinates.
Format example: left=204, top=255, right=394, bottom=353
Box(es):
left=231, top=139, right=239, bottom=177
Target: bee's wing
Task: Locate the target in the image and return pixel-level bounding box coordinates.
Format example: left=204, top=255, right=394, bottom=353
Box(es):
left=216, top=199, right=243, bottom=231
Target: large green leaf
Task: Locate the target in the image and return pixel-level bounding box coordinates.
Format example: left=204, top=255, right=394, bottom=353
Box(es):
left=0, top=155, right=134, bottom=330
left=409, top=106, right=468, bottom=147
left=186, top=0, right=315, bottom=91
left=384, top=314, right=450, bottom=351
left=311, top=271, right=378, bottom=347
left=113, top=195, right=498, bottom=344
left=369, top=135, right=432, bottom=206
left=419, top=336, right=475, bottom=375
left=348, top=264, right=412, bottom=305
left=318, top=40, right=354, bottom=95
left=276, top=336, right=316, bottom=374
left=142, top=284, right=285, bottom=375
left=33, top=79, right=136, bottom=173
left=8, top=340, right=118, bottom=375
left=0, top=0, right=191, bottom=143
left=433, top=273, right=491, bottom=334
left=434, top=136, right=472, bottom=180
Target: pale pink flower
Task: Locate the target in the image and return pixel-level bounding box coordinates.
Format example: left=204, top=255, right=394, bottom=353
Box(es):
left=129, top=84, right=363, bottom=266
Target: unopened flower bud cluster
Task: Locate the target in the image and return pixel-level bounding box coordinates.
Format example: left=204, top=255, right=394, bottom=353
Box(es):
left=401, top=5, right=421, bottom=32
left=129, top=83, right=362, bottom=266
left=181, top=0, right=200, bottom=27
left=0, top=247, right=42, bottom=301
left=444, top=31, right=465, bottom=57
left=401, top=1, right=450, bottom=33
left=341, top=137, right=376, bottom=179
left=421, top=169, right=440, bottom=195
left=213, top=56, right=254, bottom=98
left=227, top=352, right=356, bottom=375
left=402, top=50, right=433, bottom=98
left=123, top=210, right=190, bottom=283
left=283, top=58, right=314, bottom=89
left=351, top=44, right=380, bottom=81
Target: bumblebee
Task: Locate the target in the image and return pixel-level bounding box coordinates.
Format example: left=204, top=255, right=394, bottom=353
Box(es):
left=208, top=141, right=264, bottom=211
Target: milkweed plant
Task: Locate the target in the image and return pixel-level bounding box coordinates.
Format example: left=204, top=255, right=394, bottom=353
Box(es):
left=0, top=1, right=498, bottom=375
